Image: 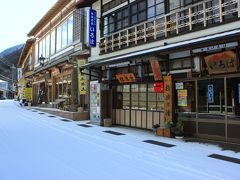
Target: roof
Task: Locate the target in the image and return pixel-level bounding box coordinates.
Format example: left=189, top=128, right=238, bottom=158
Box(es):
left=18, top=38, right=35, bottom=68
left=28, top=0, right=97, bottom=37
left=86, top=28, right=240, bottom=67
left=28, top=0, right=70, bottom=36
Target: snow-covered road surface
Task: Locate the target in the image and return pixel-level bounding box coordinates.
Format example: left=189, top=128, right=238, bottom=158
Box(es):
left=0, top=100, right=240, bottom=180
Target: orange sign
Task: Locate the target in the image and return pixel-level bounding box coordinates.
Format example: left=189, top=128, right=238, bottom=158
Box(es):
left=204, top=51, right=238, bottom=74
left=150, top=60, right=162, bottom=81
left=116, top=73, right=136, bottom=83
left=164, top=76, right=173, bottom=123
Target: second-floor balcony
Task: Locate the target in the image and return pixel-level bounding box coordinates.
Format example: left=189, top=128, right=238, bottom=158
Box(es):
left=100, top=0, right=239, bottom=54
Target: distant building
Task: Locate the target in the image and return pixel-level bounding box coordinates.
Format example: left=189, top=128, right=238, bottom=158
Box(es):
left=0, top=80, right=8, bottom=97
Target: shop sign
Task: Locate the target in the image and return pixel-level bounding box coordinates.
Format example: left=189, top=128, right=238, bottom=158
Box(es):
left=150, top=60, right=162, bottom=81
left=25, top=88, right=32, bottom=101
left=204, top=51, right=238, bottom=74
left=177, top=89, right=188, bottom=107
left=175, top=82, right=184, bottom=90
left=87, top=8, right=97, bottom=47
left=208, top=84, right=214, bottom=104
left=154, top=82, right=164, bottom=93
left=116, top=73, right=136, bottom=83
left=192, top=42, right=238, bottom=53
left=164, top=76, right=173, bottom=122
left=79, top=74, right=87, bottom=95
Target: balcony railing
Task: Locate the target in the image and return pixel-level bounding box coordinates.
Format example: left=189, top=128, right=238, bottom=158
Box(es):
left=100, top=0, right=239, bottom=54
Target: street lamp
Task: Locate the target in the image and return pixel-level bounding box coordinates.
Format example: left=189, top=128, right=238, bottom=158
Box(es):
left=39, top=55, right=46, bottom=66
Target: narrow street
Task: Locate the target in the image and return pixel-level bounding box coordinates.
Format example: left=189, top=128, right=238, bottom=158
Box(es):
left=0, top=100, right=239, bottom=180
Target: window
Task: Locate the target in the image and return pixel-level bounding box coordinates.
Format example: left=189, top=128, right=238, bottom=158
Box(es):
left=123, top=85, right=130, bottom=109
left=147, top=0, right=165, bottom=20
left=102, top=0, right=146, bottom=36
left=68, top=15, right=73, bottom=45
left=51, top=30, right=56, bottom=55
left=62, top=21, right=68, bottom=48
left=35, top=43, right=38, bottom=64
left=45, top=34, right=50, bottom=58
left=56, top=26, right=62, bottom=51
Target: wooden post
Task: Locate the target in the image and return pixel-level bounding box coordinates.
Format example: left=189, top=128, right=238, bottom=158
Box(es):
left=165, top=16, right=168, bottom=37
left=176, top=12, right=179, bottom=34
left=144, top=22, right=147, bottom=42
left=70, top=64, right=79, bottom=112
left=135, top=26, right=138, bottom=45
left=219, top=0, right=223, bottom=23
left=153, top=20, right=157, bottom=40
left=189, top=8, right=192, bottom=31
left=203, top=2, right=207, bottom=27
left=238, top=0, right=240, bottom=18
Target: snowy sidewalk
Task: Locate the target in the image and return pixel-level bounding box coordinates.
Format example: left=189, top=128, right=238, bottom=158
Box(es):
left=0, top=100, right=240, bottom=180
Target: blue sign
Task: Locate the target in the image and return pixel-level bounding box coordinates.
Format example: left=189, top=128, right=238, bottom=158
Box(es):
left=208, top=84, right=214, bottom=104
left=87, top=9, right=97, bottom=47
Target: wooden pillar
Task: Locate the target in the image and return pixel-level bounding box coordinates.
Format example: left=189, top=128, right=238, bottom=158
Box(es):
left=70, top=65, right=79, bottom=112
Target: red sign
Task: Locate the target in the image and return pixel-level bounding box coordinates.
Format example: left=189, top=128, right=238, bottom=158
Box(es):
left=154, top=82, right=164, bottom=93
left=150, top=60, right=162, bottom=81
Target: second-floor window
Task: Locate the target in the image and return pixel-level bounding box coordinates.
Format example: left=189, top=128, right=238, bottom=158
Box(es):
left=35, top=14, right=74, bottom=64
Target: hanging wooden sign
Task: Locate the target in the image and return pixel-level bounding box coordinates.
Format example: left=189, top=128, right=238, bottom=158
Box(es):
left=204, top=51, right=238, bottom=74
left=164, top=75, right=173, bottom=123
left=116, top=73, right=136, bottom=83
left=150, top=60, right=162, bottom=81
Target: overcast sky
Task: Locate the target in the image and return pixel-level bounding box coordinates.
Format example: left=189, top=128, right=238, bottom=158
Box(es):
left=0, top=0, right=57, bottom=52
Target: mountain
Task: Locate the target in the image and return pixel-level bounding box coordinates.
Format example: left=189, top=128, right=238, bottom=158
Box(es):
left=0, top=44, right=24, bottom=57
left=0, top=44, right=24, bottom=82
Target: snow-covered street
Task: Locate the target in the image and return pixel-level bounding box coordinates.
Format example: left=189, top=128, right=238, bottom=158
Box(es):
left=0, top=100, right=240, bottom=180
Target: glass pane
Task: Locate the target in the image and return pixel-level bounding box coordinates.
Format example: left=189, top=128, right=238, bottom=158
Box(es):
left=51, top=30, right=56, bottom=55
left=227, top=77, right=240, bottom=120
left=139, top=1, right=146, bottom=11
left=45, top=34, right=50, bottom=58
left=148, top=0, right=155, bottom=7
left=139, top=11, right=146, bottom=22
left=68, top=15, right=73, bottom=44
left=35, top=43, right=38, bottom=64
left=148, top=7, right=155, bottom=19
left=148, top=101, right=156, bottom=110
left=56, top=26, right=62, bottom=51
left=156, top=3, right=165, bottom=15
left=123, top=85, right=130, bottom=92
left=169, top=0, right=180, bottom=11
left=131, top=14, right=138, bottom=24
left=131, top=4, right=137, bottom=14
left=62, top=21, right=68, bottom=48
left=198, top=79, right=225, bottom=119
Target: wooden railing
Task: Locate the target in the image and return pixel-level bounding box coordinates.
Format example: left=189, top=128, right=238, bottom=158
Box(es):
left=100, top=0, right=239, bottom=54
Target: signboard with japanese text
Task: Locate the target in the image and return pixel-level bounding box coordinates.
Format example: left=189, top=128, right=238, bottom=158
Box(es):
left=208, top=84, right=214, bottom=104
left=79, top=74, right=87, bottom=95
left=116, top=73, right=136, bottom=83
left=87, top=8, right=97, bottom=47
left=164, top=76, right=173, bottom=122
left=150, top=60, right=162, bottom=81
left=25, top=88, right=32, bottom=101
left=204, top=51, right=238, bottom=74
left=177, top=89, right=188, bottom=107
left=175, top=82, right=184, bottom=90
